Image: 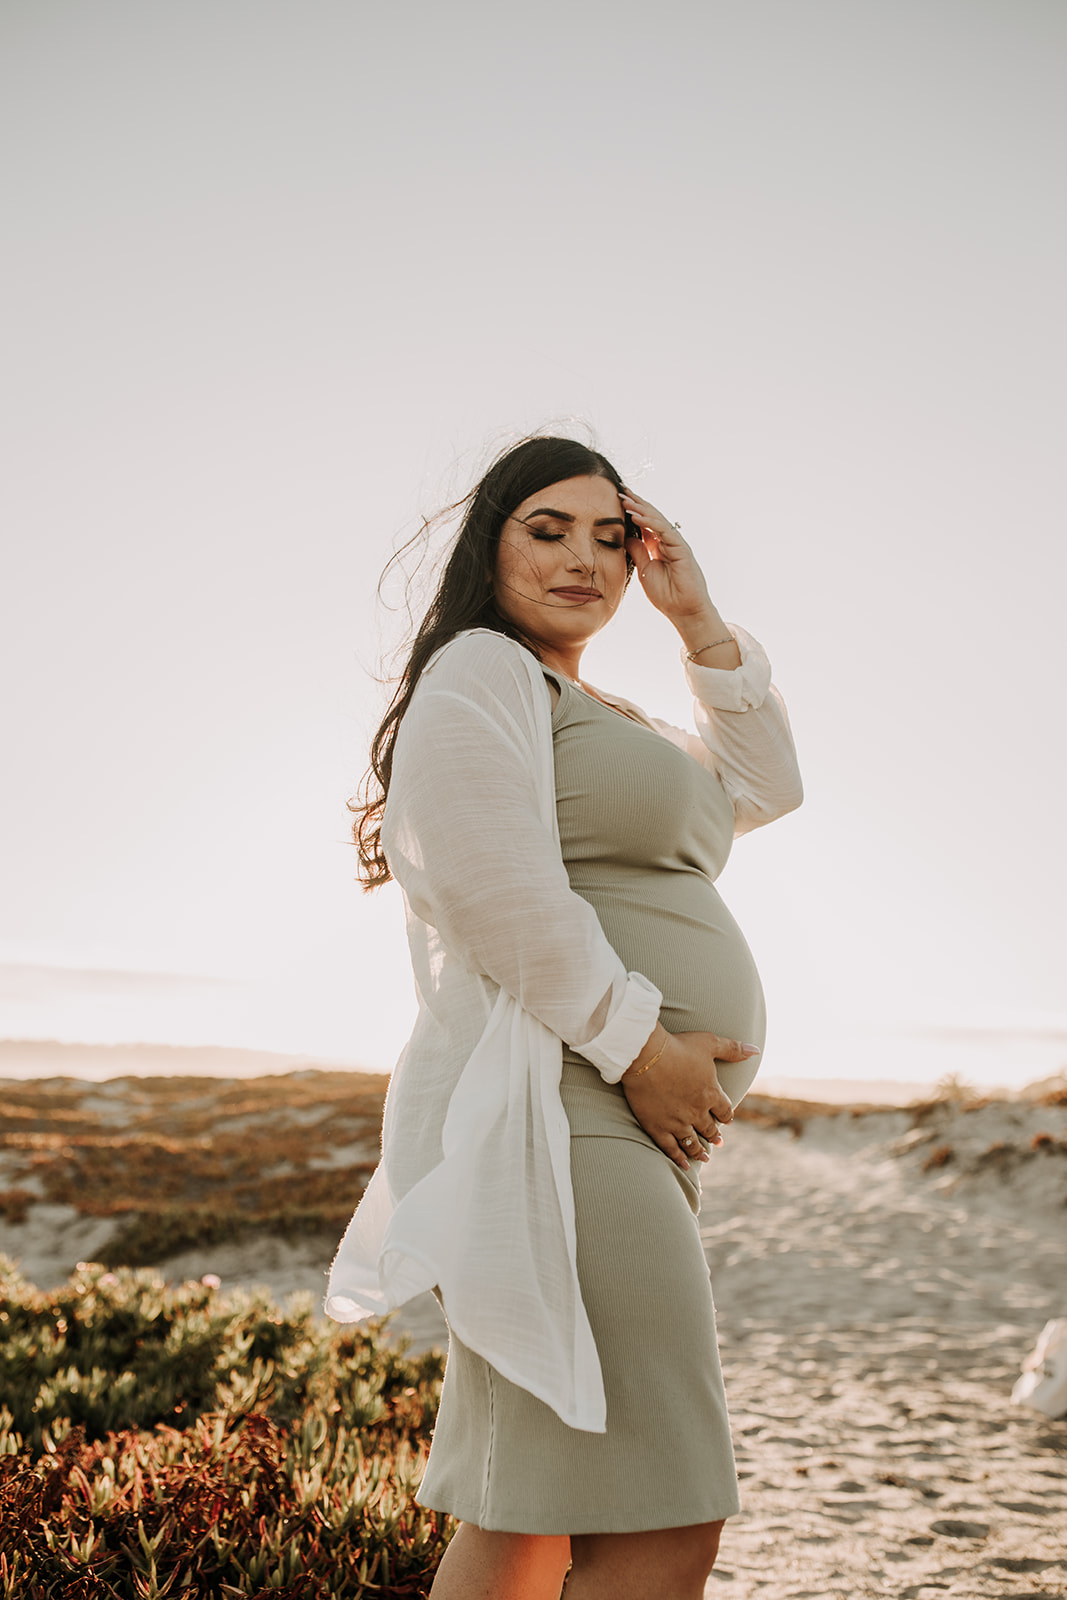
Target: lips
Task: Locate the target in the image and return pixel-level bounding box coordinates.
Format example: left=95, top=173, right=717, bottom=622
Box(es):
left=550, top=588, right=602, bottom=602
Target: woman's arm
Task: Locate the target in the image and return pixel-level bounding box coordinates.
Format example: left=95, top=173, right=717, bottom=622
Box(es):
left=383, top=630, right=660, bottom=1081
left=604, top=626, right=802, bottom=834
left=620, top=490, right=803, bottom=832
left=658, top=628, right=802, bottom=833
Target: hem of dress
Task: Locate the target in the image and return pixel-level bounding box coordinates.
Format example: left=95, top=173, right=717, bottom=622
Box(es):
left=414, top=1487, right=742, bottom=1535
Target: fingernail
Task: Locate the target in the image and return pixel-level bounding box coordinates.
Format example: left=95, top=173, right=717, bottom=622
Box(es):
left=741, top=1043, right=761, bottom=1054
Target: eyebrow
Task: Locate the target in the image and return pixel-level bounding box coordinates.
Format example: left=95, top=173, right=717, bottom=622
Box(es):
left=523, top=507, right=627, bottom=528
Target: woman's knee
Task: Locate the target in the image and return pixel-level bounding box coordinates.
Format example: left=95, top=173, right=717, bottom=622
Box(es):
left=570, top=1519, right=724, bottom=1592
left=431, top=1523, right=571, bottom=1597
left=683, top=1518, right=724, bottom=1577
left=657, top=1519, right=724, bottom=1587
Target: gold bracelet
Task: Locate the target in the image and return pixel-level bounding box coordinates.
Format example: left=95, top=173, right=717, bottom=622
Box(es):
left=686, top=636, right=734, bottom=661
left=629, top=1035, right=669, bottom=1078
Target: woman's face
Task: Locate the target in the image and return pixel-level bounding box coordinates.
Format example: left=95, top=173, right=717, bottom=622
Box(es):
left=492, top=475, right=630, bottom=665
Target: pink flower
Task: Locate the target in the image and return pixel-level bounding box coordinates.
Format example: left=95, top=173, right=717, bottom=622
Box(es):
left=201, top=1273, right=222, bottom=1289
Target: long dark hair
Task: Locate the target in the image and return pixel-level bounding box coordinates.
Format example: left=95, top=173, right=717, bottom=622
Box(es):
left=354, top=434, right=630, bottom=888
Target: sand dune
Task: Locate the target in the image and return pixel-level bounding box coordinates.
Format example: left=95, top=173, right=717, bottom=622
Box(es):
left=2, top=1073, right=1065, bottom=1597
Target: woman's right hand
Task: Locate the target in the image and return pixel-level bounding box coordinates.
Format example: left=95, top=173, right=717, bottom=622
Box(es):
left=620, top=1031, right=759, bottom=1170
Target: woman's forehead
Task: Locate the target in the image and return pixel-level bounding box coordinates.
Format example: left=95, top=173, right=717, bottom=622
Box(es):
left=511, top=475, right=623, bottom=521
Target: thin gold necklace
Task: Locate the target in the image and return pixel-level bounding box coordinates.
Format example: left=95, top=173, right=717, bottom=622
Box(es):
left=560, top=673, right=639, bottom=722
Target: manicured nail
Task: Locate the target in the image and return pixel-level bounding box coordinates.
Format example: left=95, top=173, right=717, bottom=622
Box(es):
left=741, top=1043, right=761, bottom=1054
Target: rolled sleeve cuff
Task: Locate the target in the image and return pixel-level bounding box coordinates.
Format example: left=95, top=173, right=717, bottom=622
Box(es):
left=580, top=972, right=662, bottom=1083
left=682, top=624, right=772, bottom=712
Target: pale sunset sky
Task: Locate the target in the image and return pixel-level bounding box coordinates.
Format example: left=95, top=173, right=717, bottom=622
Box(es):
left=2, top=0, right=1065, bottom=1090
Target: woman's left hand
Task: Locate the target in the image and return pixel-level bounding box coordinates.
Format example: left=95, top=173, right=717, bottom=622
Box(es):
left=620, top=490, right=714, bottom=624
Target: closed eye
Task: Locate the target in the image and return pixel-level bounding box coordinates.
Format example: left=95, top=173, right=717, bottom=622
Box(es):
left=528, top=529, right=624, bottom=550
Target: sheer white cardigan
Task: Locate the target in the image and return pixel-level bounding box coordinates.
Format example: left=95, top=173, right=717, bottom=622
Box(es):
left=326, top=625, right=801, bottom=1432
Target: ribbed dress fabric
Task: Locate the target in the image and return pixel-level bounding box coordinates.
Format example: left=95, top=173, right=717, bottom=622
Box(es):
left=416, top=673, right=767, bottom=1534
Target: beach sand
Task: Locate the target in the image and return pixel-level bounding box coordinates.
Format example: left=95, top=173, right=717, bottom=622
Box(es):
left=2, top=1072, right=1065, bottom=1597
left=703, top=1091, right=1067, bottom=1598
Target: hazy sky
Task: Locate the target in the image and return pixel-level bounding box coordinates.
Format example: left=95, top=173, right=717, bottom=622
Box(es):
left=2, top=0, right=1065, bottom=1086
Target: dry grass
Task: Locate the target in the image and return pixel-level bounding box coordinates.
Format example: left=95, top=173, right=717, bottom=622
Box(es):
left=0, top=1071, right=389, bottom=1267
left=921, top=1143, right=954, bottom=1172
left=4, top=1069, right=1066, bottom=1267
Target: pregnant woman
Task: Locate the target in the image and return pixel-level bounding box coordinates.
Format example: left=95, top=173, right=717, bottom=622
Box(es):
left=327, top=435, right=803, bottom=1599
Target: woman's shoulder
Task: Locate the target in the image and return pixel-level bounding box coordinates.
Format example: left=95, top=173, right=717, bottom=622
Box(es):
left=424, top=628, right=541, bottom=694
left=401, top=629, right=550, bottom=760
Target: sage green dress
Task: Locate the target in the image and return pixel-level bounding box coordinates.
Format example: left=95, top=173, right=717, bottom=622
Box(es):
left=416, top=674, right=766, bottom=1534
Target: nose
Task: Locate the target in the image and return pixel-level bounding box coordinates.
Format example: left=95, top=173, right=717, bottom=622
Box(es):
left=564, top=532, right=597, bottom=575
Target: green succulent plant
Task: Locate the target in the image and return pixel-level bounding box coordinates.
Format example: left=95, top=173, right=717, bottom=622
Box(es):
left=0, top=1261, right=450, bottom=1597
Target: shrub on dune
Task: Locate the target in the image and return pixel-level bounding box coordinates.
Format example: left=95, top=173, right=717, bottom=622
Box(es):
left=0, top=1259, right=450, bottom=1598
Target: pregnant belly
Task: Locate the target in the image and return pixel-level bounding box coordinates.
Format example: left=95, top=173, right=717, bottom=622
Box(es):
left=567, top=872, right=767, bottom=1107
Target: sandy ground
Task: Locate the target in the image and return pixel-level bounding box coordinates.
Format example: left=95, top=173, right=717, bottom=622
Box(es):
left=703, top=1097, right=1067, bottom=1598
left=3, top=1079, right=1066, bottom=1598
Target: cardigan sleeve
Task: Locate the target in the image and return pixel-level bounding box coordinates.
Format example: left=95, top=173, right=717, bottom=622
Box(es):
left=633, top=625, right=803, bottom=836
left=382, top=631, right=661, bottom=1080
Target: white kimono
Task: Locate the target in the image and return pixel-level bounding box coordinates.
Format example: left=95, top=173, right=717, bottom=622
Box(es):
left=326, top=625, right=801, bottom=1431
